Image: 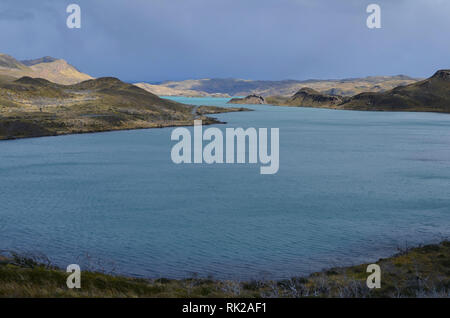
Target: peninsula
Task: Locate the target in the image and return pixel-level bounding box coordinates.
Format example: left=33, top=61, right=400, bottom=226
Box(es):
left=0, top=53, right=249, bottom=140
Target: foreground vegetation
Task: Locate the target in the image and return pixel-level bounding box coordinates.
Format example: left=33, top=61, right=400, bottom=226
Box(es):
left=1, top=241, right=448, bottom=298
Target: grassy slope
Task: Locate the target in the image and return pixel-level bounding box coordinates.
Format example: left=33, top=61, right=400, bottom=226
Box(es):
left=0, top=76, right=245, bottom=140
left=1, top=241, right=448, bottom=298
left=340, top=70, right=450, bottom=112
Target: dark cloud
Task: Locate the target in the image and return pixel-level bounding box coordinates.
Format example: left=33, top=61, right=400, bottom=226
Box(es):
left=0, top=0, right=449, bottom=81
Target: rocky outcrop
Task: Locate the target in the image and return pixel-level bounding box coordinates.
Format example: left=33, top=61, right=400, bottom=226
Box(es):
left=265, top=88, right=345, bottom=108
left=227, top=94, right=266, bottom=104
left=288, top=88, right=344, bottom=107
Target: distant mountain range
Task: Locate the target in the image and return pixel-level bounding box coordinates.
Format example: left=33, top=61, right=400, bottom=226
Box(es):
left=134, top=82, right=230, bottom=98
left=0, top=52, right=421, bottom=98
left=0, top=53, right=92, bottom=85
left=149, top=76, right=420, bottom=97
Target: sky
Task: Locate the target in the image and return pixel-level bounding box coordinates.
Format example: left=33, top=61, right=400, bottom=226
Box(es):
left=0, top=0, right=449, bottom=82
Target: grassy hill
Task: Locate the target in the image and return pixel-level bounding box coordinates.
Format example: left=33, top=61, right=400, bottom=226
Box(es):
left=0, top=241, right=448, bottom=297
left=340, top=70, right=450, bottom=112
left=0, top=76, right=244, bottom=140
left=260, top=70, right=450, bottom=113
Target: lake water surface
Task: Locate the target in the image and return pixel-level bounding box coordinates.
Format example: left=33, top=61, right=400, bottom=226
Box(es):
left=0, top=97, right=449, bottom=279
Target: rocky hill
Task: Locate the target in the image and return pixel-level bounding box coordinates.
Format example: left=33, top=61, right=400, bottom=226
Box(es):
left=258, top=70, right=450, bottom=113
left=0, top=76, right=243, bottom=140
left=340, top=70, right=450, bottom=112
left=0, top=53, right=93, bottom=85
left=266, top=88, right=345, bottom=107
left=228, top=94, right=266, bottom=104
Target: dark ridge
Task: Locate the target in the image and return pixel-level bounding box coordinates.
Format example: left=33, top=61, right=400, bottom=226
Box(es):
left=14, top=76, right=54, bottom=86
left=71, top=77, right=123, bottom=89
left=292, top=87, right=321, bottom=96
left=21, top=56, right=59, bottom=66
left=70, top=77, right=161, bottom=97
left=431, top=70, right=450, bottom=81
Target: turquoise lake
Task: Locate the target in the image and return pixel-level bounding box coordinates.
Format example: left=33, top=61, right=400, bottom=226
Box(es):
left=0, top=97, right=449, bottom=279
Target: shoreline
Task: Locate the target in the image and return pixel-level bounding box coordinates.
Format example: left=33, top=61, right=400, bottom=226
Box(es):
left=1, top=240, right=448, bottom=297
left=0, top=119, right=216, bottom=142
left=268, top=103, right=450, bottom=114
left=232, top=98, right=450, bottom=114
left=0, top=107, right=250, bottom=142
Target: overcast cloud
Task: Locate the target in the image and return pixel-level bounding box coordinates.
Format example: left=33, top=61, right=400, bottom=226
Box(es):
left=0, top=0, right=449, bottom=82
